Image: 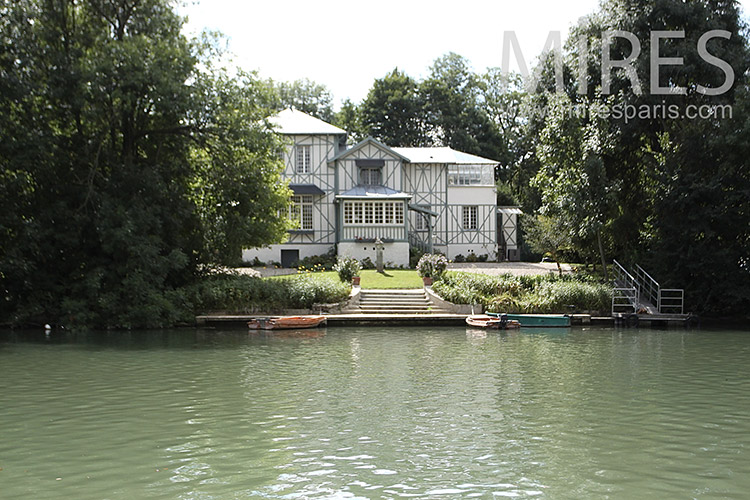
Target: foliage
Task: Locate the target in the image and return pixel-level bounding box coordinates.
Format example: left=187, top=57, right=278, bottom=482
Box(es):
left=433, top=272, right=611, bottom=313
left=333, top=257, right=361, bottom=283
left=292, top=247, right=337, bottom=271
left=360, top=68, right=428, bottom=147
left=416, top=253, right=448, bottom=278
left=522, top=214, right=573, bottom=276
left=263, top=77, right=335, bottom=122
left=192, top=273, right=350, bottom=313
left=0, top=0, right=290, bottom=328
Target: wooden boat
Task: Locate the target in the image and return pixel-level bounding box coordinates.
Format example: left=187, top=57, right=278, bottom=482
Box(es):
left=465, top=314, right=521, bottom=329
left=248, top=315, right=327, bottom=330
left=486, top=312, right=571, bottom=327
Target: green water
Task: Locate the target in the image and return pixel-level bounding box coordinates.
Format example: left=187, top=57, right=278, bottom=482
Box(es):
left=1, top=326, right=749, bottom=499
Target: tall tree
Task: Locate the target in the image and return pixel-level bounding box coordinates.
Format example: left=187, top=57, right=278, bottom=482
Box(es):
left=266, top=77, right=335, bottom=122
left=359, top=68, right=428, bottom=146
left=421, top=53, right=504, bottom=161
left=0, top=0, right=290, bottom=328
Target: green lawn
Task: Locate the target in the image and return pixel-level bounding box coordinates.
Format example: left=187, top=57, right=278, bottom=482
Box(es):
left=359, top=269, right=422, bottom=289
left=267, top=269, right=423, bottom=289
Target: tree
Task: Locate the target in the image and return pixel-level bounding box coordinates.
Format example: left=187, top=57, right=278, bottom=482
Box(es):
left=265, top=77, right=335, bottom=122
left=421, top=53, right=504, bottom=160
left=333, top=98, right=366, bottom=142
left=359, top=68, right=428, bottom=146
left=523, top=214, right=573, bottom=276
left=0, top=0, right=290, bottom=328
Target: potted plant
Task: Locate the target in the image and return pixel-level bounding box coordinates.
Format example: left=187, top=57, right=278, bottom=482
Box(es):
left=334, top=256, right=362, bottom=286
left=416, top=253, right=448, bottom=286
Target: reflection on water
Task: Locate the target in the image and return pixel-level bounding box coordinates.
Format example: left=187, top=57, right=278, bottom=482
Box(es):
left=1, top=327, right=749, bottom=499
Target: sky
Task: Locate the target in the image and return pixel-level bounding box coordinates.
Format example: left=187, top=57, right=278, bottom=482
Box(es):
left=179, top=0, right=750, bottom=108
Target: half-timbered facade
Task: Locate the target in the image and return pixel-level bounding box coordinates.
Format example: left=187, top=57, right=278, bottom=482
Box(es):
left=242, top=109, right=520, bottom=267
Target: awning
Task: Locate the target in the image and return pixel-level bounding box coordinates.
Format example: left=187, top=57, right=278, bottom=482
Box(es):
left=335, top=185, right=411, bottom=200
left=408, top=204, right=438, bottom=217
left=289, top=184, right=325, bottom=196
left=497, top=207, right=523, bottom=215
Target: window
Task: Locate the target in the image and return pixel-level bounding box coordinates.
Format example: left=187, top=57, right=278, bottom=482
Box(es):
left=296, top=145, right=312, bottom=173
left=289, top=195, right=313, bottom=230
left=462, top=206, right=478, bottom=230
left=359, top=167, right=382, bottom=185
left=414, top=205, right=431, bottom=231
left=342, top=201, right=404, bottom=225
left=448, top=165, right=492, bottom=185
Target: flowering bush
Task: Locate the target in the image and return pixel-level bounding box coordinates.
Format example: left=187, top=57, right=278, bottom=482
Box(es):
left=416, top=253, right=448, bottom=278
left=333, top=256, right=361, bottom=283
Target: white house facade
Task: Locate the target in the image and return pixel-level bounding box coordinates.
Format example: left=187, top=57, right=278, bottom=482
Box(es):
left=242, top=109, right=520, bottom=267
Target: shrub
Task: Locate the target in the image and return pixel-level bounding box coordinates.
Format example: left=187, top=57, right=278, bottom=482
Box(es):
left=454, top=254, right=466, bottom=263
left=416, top=253, right=448, bottom=278
left=466, top=253, right=478, bottom=262
left=191, top=273, right=350, bottom=313
left=361, top=257, right=376, bottom=269
left=432, top=271, right=613, bottom=314
left=334, top=256, right=361, bottom=282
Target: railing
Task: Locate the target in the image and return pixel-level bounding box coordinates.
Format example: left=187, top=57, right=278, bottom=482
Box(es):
left=612, top=287, right=639, bottom=314
left=634, top=264, right=660, bottom=308
left=659, top=289, right=684, bottom=315
left=408, top=231, right=431, bottom=254
left=613, top=260, right=637, bottom=290
left=341, top=225, right=405, bottom=241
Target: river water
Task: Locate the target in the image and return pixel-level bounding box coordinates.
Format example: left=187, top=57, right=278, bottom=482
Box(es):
left=1, top=326, right=749, bottom=499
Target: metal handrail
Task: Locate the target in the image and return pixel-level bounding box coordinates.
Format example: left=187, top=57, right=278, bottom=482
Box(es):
left=612, top=287, right=639, bottom=314
left=659, top=288, right=684, bottom=315
left=634, top=264, right=660, bottom=308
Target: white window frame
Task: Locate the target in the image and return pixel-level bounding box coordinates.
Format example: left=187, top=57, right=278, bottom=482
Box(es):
left=289, top=195, right=313, bottom=230
left=414, top=205, right=431, bottom=232
left=462, top=205, right=478, bottom=230
left=448, top=165, right=493, bottom=186
left=296, top=145, right=312, bottom=174
left=342, top=201, right=404, bottom=225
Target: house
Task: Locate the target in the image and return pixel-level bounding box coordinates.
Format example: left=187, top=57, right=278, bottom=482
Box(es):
left=242, top=109, right=521, bottom=267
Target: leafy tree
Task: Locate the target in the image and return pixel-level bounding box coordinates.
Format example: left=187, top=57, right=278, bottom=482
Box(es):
left=421, top=53, right=504, bottom=161
left=0, top=0, right=290, bottom=328
left=523, top=214, right=573, bottom=276
left=265, top=77, right=335, bottom=122
left=359, top=68, right=428, bottom=146
left=333, top=98, right=366, bottom=142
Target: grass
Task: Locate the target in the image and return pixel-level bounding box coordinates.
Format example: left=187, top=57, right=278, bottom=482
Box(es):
left=358, top=269, right=422, bottom=289
left=268, top=269, right=423, bottom=289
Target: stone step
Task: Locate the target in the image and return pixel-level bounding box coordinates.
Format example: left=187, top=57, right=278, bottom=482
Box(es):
left=360, top=290, right=426, bottom=295
left=359, top=297, right=429, bottom=304
left=357, top=308, right=450, bottom=315
left=359, top=302, right=434, bottom=309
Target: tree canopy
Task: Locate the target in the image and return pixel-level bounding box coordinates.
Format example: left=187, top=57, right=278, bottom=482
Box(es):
left=0, top=0, right=291, bottom=328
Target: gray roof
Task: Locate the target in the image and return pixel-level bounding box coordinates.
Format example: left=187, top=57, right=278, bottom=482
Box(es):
left=329, top=136, right=410, bottom=163
left=269, top=108, right=346, bottom=135
left=392, top=146, right=498, bottom=165
left=289, top=184, right=325, bottom=196
left=498, top=206, right=523, bottom=215
left=336, top=185, right=412, bottom=199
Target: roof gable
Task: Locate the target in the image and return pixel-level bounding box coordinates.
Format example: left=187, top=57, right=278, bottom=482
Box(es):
left=330, top=137, right=411, bottom=163
left=269, top=108, right=346, bottom=135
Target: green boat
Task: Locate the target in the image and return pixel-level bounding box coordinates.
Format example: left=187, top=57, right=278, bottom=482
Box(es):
left=486, top=313, right=571, bottom=327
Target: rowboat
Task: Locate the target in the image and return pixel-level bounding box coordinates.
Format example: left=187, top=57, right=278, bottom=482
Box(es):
left=486, top=312, right=571, bottom=327
left=465, top=314, right=521, bottom=329
left=248, top=315, right=327, bottom=330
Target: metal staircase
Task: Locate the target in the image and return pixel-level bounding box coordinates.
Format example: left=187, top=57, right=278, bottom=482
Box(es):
left=612, top=260, right=684, bottom=316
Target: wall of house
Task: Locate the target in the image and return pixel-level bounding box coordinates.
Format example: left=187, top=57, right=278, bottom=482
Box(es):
left=338, top=241, right=410, bottom=268
left=403, top=162, right=447, bottom=246
left=242, top=244, right=334, bottom=266
left=337, top=142, right=403, bottom=192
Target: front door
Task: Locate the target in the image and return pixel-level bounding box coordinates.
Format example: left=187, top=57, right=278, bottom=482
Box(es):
left=280, top=249, right=299, bottom=268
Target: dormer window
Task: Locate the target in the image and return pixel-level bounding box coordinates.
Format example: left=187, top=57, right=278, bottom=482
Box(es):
left=356, top=159, right=384, bottom=186
left=360, top=167, right=382, bottom=185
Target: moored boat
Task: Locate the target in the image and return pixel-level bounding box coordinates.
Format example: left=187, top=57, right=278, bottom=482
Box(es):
left=248, top=315, right=327, bottom=330
left=486, top=312, right=571, bottom=327
left=465, top=314, right=521, bottom=329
